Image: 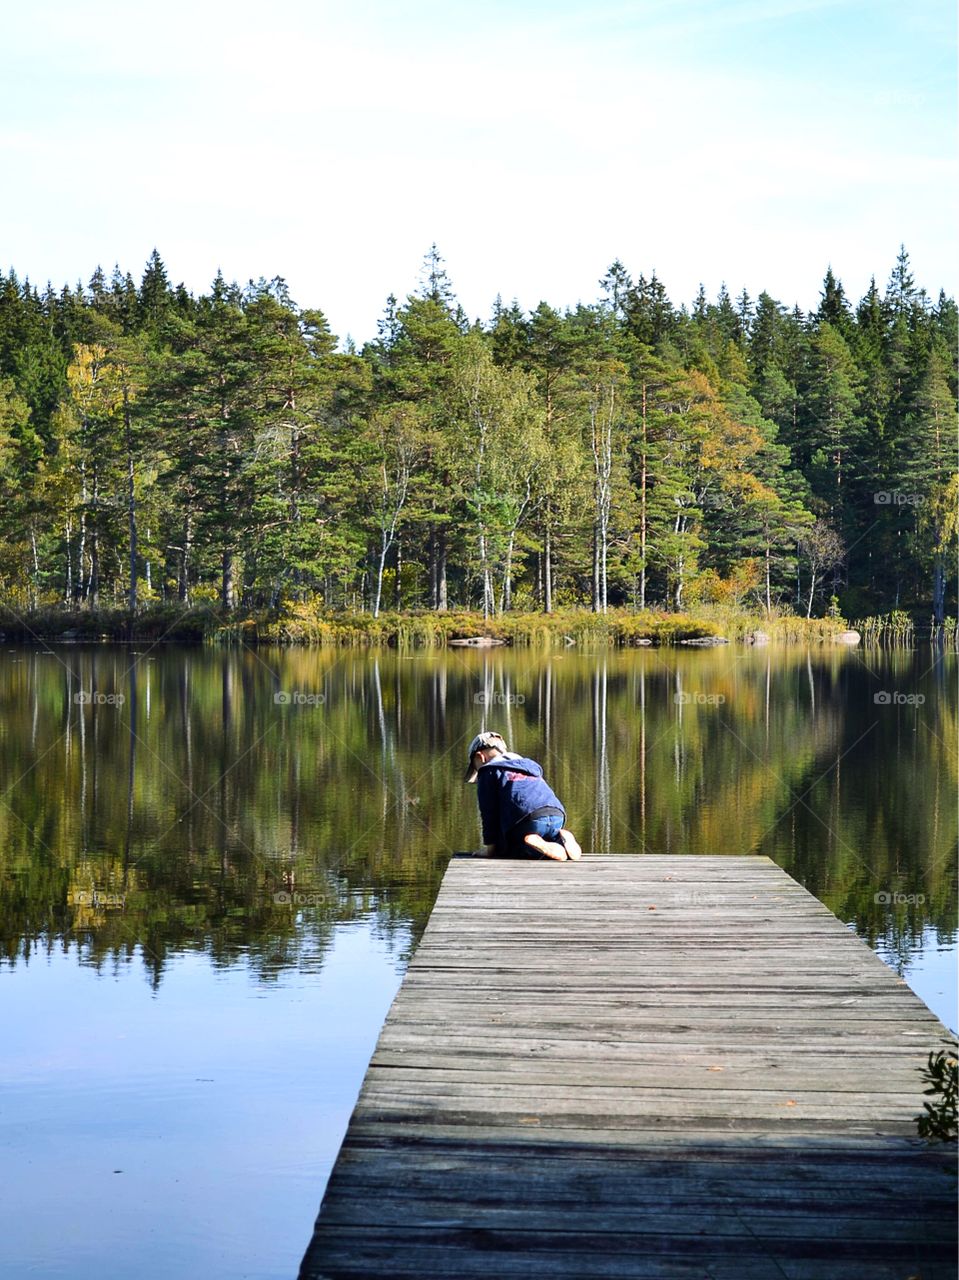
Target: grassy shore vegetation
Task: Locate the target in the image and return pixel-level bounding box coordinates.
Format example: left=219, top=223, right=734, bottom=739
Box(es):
left=4, top=600, right=947, bottom=648
left=0, top=246, right=955, bottom=631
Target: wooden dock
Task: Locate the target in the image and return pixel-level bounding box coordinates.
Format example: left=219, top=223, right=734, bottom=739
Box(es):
left=299, top=855, right=956, bottom=1279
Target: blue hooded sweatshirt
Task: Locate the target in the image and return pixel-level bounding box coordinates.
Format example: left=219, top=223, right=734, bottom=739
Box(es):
left=475, top=754, right=565, bottom=845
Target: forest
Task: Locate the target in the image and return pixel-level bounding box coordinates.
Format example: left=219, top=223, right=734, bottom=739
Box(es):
left=0, top=245, right=955, bottom=627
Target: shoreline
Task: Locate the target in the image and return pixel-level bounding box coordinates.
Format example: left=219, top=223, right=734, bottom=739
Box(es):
left=2, top=604, right=954, bottom=649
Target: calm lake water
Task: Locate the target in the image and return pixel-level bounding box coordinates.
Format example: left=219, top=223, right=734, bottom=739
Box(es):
left=0, top=642, right=956, bottom=1279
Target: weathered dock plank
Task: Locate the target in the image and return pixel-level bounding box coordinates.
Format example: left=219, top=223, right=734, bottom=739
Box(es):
left=299, top=856, right=956, bottom=1279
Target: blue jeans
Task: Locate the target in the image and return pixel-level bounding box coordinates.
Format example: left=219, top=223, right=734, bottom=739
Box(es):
left=502, top=812, right=565, bottom=858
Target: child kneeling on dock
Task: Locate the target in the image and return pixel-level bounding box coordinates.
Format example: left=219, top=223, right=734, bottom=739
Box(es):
left=464, top=731, right=582, bottom=861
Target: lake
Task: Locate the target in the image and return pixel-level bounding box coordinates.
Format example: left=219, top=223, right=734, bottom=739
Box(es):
left=0, top=642, right=955, bottom=1279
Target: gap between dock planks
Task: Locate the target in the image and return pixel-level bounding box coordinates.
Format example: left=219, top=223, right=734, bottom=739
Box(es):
left=299, top=855, right=956, bottom=1280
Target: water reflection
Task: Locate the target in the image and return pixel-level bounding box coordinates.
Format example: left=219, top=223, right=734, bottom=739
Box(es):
left=0, top=925, right=405, bottom=1280
left=0, top=644, right=955, bottom=997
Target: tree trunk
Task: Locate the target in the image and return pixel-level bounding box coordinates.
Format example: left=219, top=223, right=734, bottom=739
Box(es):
left=932, top=553, right=945, bottom=625
left=592, top=527, right=600, bottom=613
left=125, top=388, right=138, bottom=613
left=590, top=386, right=614, bottom=615
left=65, top=518, right=73, bottom=604
left=544, top=521, right=553, bottom=614
left=639, top=382, right=648, bottom=610
left=30, top=527, right=40, bottom=610
left=436, top=528, right=448, bottom=610
left=479, top=530, right=493, bottom=620
left=290, top=425, right=302, bottom=596
left=373, top=532, right=388, bottom=619
left=178, top=515, right=192, bottom=603
left=394, top=539, right=403, bottom=610
left=671, top=512, right=685, bottom=612
left=600, top=521, right=608, bottom=613
left=218, top=384, right=232, bottom=611
left=89, top=491, right=99, bottom=608
left=78, top=466, right=87, bottom=602
left=242, top=552, right=257, bottom=607
left=501, top=532, right=515, bottom=614
left=222, top=549, right=235, bottom=610
left=807, top=567, right=817, bottom=617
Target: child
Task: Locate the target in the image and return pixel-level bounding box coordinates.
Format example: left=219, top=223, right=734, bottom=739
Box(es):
left=464, top=731, right=582, bottom=861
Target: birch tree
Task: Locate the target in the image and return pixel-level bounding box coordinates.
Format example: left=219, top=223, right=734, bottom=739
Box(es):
left=449, top=334, right=547, bottom=617
left=587, top=369, right=617, bottom=613
left=66, top=335, right=149, bottom=608
left=355, top=404, right=427, bottom=618
left=798, top=521, right=844, bottom=617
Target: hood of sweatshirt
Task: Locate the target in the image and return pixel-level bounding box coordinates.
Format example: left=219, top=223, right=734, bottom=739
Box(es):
left=477, top=754, right=543, bottom=779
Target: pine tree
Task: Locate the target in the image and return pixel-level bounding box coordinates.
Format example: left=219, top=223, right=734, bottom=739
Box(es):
left=520, top=304, right=591, bottom=610
left=0, top=375, right=36, bottom=600
left=797, top=322, right=863, bottom=520
left=904, top=347, right=959, bottom=619
left=885, top=245, right=917, bottom=318
left=139, top=249, right=174, bottom=334
left=488, top=297, right=529, bottom=368
left=599, top=260, right=632, bottom=320
left=624, top=273, right=677, bottom=348
left=418, top=244, right=464, bottom=327
left=816, top=267, right=853, bottom=338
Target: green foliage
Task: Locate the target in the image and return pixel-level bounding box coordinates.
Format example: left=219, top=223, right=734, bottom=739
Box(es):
left=0, top=603, right=212, bottom=642
left=0, top=249, right=954, bottom=628
left=851, top=610, right=930, bottom=647
left=916, top=1044, right=959, bottom=1145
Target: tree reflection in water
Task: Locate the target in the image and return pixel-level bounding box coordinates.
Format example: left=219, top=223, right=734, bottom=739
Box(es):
left=0, top=644, right=954, bottom=987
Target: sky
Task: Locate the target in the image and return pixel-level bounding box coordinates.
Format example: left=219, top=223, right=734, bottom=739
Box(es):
left=1, top=0, right=955, bottom=344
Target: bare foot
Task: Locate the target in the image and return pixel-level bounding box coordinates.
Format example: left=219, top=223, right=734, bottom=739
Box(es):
left=559, top=829, right=582, bottom=860
left=523, top=833, right=568, bottom=861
